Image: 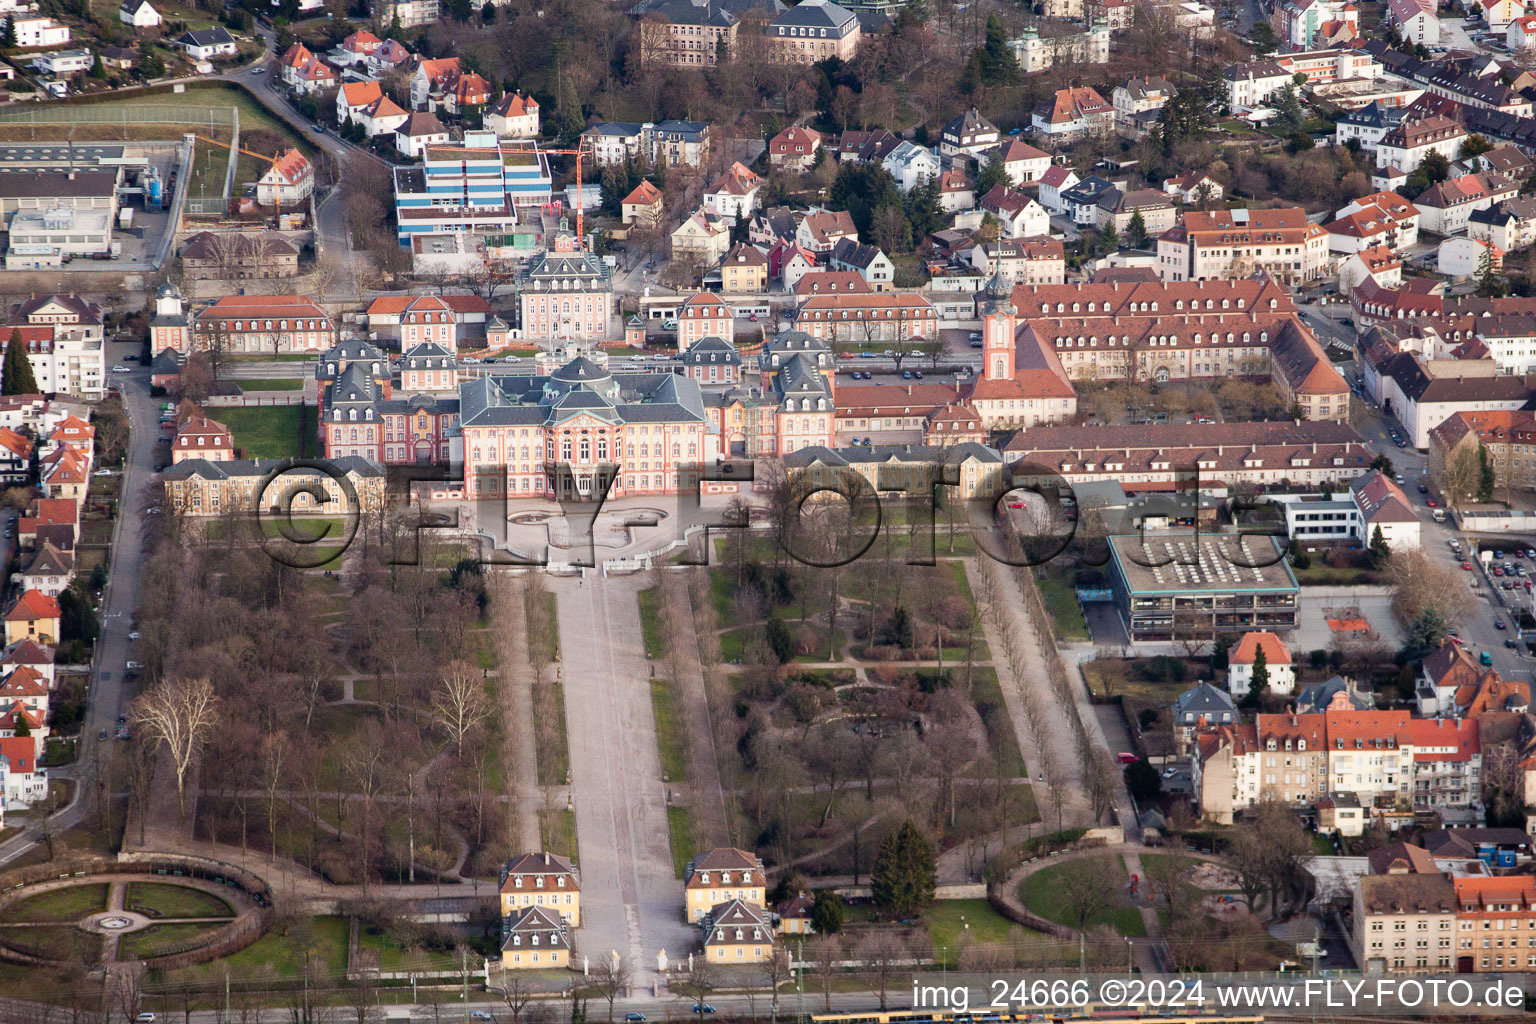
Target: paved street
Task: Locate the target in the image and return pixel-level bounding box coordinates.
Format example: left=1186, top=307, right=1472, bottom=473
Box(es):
left=553, top=572, right=694, bottom=987
left=0, top=344, right=157, bottom=866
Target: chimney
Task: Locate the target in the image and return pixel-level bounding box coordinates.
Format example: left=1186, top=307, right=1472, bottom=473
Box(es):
left=544, top=852, right=550, bottom=866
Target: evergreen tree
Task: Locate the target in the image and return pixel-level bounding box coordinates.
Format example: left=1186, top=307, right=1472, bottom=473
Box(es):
left=1402, top=607, right=1448, bottom=661
left=870, top=820, right=936, bottom=919
left=810, top=890, right=843, bottom=933
left=829, top=162, right=903, bottom=239
left=903, top=175, right=944, bottom=241
left=970, top=15, right=1019, bottom=86
left=1, top=330, right=38, bottom=396
left=59, top=587, right=98, bottom=648
left=975, top=149, right=1008, bottom=198
left=1123, top=760, right=1162, bottom=803
left=764, top=616, right=794, bottom=664
left=1479, top=446, right=1496, bottom=502
left=1420, top=150, right=1451, bottom=185
left=1271, top=85, right=1306, bottom=136
left=1125, top=211, right=1148, bottom=249
left=1368, top=524, right=1391, bottom=569
left=1477, top=243, right=1509, bottom=298
left=1249, top=643, right=1269, bottom=700
left=12, top=714, right=27, bottom=739
left=2, top=16, right=16, bottom=47
left=1098, top=221, right=1119, bottom=253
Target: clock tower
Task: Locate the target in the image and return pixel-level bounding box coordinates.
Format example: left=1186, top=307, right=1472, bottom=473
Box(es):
left=982, top=270, right=1016, bottom=382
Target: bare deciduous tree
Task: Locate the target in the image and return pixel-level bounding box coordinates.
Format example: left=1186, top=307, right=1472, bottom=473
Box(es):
left=431, top=659, right=493, bottom=757
left=590, top=954, right=631, bottom=1020
left=130, top=676, right=222, bottom=822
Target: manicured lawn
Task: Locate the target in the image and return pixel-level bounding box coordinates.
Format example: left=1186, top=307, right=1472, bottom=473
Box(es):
left=926, top=898, right=1024, bottom=956
left=720, top=625, right=752, bottom=663
left=650, top=679, right=686, bottom=782
left=218, top=915, right=349, bottom=978
left=968, top=668, right=1028, bottom=779
left=532, top=678, right=569, bottom=787
left=0, top=925, right=95, bottom=960
left=258, top=515, right=346, bottom=543
left=124, top=883, right=234, bottom=919
left=239, top=378, right=306, bottom=392
left=638, top=586, right=663, bottom=659
left=1020, top=856, right=1146, bottom=937
left=667, top=805, right=695, bottom=879
left=6, top=884, right=107, bottom=923
left=1035, top=570, right=1090, bottom=641
left=117, top=921, right=227, bottom=959
left=539, top=809, right=578, bottom=867
left=216, top=405, right=304, bottom=459
left=357, top=925, right=458, bottom=972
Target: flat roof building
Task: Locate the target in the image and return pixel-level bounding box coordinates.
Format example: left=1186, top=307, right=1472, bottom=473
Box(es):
left=1107, top=531, right=1300, bottom=641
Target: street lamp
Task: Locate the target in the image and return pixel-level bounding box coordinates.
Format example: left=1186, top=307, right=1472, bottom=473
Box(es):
left=1126, top=938, right=1134, bottom=978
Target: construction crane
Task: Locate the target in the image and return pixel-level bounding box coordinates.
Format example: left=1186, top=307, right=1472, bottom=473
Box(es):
left=534, top=138, right=593, bottom=247
left=191, top=134, right=296, bottom=218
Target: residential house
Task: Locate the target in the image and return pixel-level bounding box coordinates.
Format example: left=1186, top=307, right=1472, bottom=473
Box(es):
left=1112, top=75, right=1176, bottom=130
left=1482, top=0, right=1526, bottom=30
left=1095, top=187, right=1177, bottom=236
left=1338, top=245, right=1403, bottom=294
left=2, top=295, right=106, bottom=398
left=719, top=243, right=769, bottom=294
left=440, top=70, right=492, bottom=119
left=1229, top=631, right=1295, bottom=697
left=671, top=210, right=733, bottom=268
left=979, top=184, right=1050, bottom=238
left=13, top=543, right=71, bottom=598
left=1038, top=165, right=1080, bottom=214
left=335, top=28, right=382, bottom=65
left=0, top=735, right=46, bottom=808
left=704, top=162, right=763, bottom=220
left=768, top=126, right=822, bottom=171
left=174, top=27, right=237, bottom=60
left=279, top=42, right=314, bottom=88
left=336, top=80, right=383, bottom=125
left=993, top=139, right=1052, bottom=186
left=409, top=57, right=461, bottom=110
left=0, top=429, right=28, bottom=485
left=1414, top=173, right=1519, bottom=235
left=486, top=92, right=540, bottom=139
left=4, top=590, right=59, bottom=646
left=1350, top=469, right=1420, bottom=549
left=1059, top=175, right=1118, bottom=226
left=1388, top=0, right=1439, bottom=44
left=499, top=906, right=570, bottom=969
left=796, top=209, right=858, bottom=256
left=1031, top=86, right=1114, bottom=139
left=621, top=180, right=664, bottom=227
left=499, top=852, right=580, bottom=925
left=584, top=120, right=712, bottom=169
left=118, top=0, right=161, bottom=29
left=828, top=238, right=894, bottom=291
left=1224, top=60, right=1293, bottom=112
left=1327, top=192, right=1421, bottom=253
left=394, top=112, right=451, bottom=159
left=1376, top=115, right=1467, bottom=173
left=938, top=170, right=975, bottom=213
left=676, top=292, right=735, bottom=351
left=684, top=847, right=767, bottom=922
left=1171, top=682, right=1240, bottom=755
left=355, top=96, right=410, bottom=139
left=882, top=141, right=941, bottom=193
left=172, top=414, right=234, bottom=463
left=1438, top=235, right=1503, bottom=277
left=939, top=108, right=1000, bottom=158
left=255, top=149, right=314, bottom=208
left=702, top=899, right=776, bottom=963
left=1469, top=196, right=1536, bottom=252
left=1162, top=172, right=1224, bottom=205
left=8, top=16, right=70, bottom=48
left=969, top=238, right=1066, bottom=285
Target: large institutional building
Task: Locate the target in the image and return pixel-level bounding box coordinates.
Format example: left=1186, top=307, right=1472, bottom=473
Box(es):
left=516, top=232, right=614, bottom=343
left=391, top=132, right=553, bottom=245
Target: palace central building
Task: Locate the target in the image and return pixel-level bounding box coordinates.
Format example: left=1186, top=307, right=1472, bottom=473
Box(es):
left=457, top=356, right=708, bottom=500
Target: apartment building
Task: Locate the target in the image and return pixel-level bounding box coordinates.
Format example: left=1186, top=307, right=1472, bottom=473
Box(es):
left=790, top=292, right=939, bottom=342
left=3, top=295, right=106, bottom=398
left=768, top=0, right=861, bottom=64
left=1356, top=874, right=1457, bottom=974
left=1376, top=115, right=1467, bottom=172
left=1156, top=207, right=1330, bottom=283
left=1454, top=877, right=1536, bottom=973
left=638, top=0, right=738, bottom=67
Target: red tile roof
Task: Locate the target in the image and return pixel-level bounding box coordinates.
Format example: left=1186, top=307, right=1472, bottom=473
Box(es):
left=1230, top=630, right=1292, bottom=666
left=5, top=590, right=59, bottom=623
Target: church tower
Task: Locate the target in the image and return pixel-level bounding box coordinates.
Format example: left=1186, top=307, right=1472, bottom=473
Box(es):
left=982, top=270, right=1016, bottom=382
